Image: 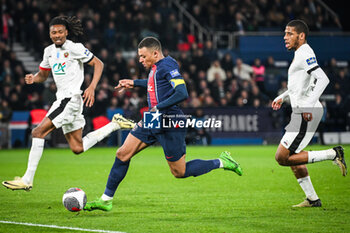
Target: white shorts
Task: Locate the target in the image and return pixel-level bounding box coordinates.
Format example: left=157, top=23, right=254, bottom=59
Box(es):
left=281, top=101, right=323, bottom=154
left=46, top=94, right=85, bottom=134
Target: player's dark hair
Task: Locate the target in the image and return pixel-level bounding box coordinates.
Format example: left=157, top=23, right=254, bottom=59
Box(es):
left=49, top=16, right=84, bottom=37
left=287, top=20, right=309, bottom=39
left=138, top=37, right=162, bottom=51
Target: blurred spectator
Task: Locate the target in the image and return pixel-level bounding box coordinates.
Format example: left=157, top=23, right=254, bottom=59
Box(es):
left=0, top=100, right=12, bottom=122
left=252, top=58, right=266, bottom=93
left=211, top=77, right=226, bottom=101
left=202, top=95, right=216, bottom=107
left=108, top=97, right=120, bottom=111
left=42, top=81, right=57, bottom=109
left=186, top=108, right=211, bottom=145
left=192, top=48, right=210, bottom=72
left=253, top=98, right=261, bottom=108
left=207, top=60, right=226, bottom=83
left=27, top=92, right=43, bottom=110
left=129, top=92, right=141, bottom=109
left=103, top=21, right=119, bottom=51
left=110, top=51, right=128, bottom=79
left=188, top=90, right=202, bottom=108
left=178, top=51, right=191, bottom=73
left=203, top=40, right=217, bottom=62
left=220, top=53, right=234, bottom=72
left=324, top=58, right=340, bottom=79
left=333, top=69, right=349, bottom=97
left=9, top=92, right=26, bottom=110
left=326, top=94, right=347, bottom=131
left=234, top=12, right=246, bottom=34
left=233, top=58, right=253, bottom=82
left=250, top=85, right=269, bottom=106
left=90, top=89, right=109, bottom=117
left=126, top=58, right=140, bottom=78
left=238, top=90, right=250, bottom=106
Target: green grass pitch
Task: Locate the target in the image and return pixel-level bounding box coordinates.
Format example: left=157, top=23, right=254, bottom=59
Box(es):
left=0, top=145, right=349, bottom=233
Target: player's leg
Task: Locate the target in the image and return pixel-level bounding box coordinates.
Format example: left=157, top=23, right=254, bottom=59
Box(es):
left=275, top=142, right=341, bottom=166
left=64, top=128, right=84, bottom=154
left=167, top=151, right=242, bottom=178
left=276, top=104, right=346, bottom=174
left=291, top=164, right=322, bottom=207
left=103, top=133, right=148, bottom=196
left=84, top=131, right=150, bottom=211
left=163, top=131, right=242, bottom=178
left=64, top=94, right=135, bottom=153
left=81, top=114, right=135, bottom=152
left=274, top=145, right=321, bottom=207
left=2, top=117, right=56, bottom=191
left=276, top=113, right=346, bottom=175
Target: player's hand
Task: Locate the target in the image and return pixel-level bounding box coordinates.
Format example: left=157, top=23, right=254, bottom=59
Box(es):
left=271, top=98, right=283, bottom=110
left=24, top=74, right=35, bottom=84
left=302, top=112, right=313, bottom=121
left=83, top=86, right=95, bottom=107
left=115, top=79, right=134, bottom=92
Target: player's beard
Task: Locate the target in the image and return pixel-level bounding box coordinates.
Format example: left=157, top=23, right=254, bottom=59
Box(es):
left=289, top=35, right=300, bottom=51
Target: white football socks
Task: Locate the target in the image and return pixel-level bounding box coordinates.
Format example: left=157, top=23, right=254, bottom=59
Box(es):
left=297, top=176, right=319, bottom=201
left=22, top=138, right=45, bottom=185
left=308, top=149, right=336, bottom=163
left=218, top=159, right=223, bottom=168
left=101, top=193, right=113, bottom=201
left=82, top=122, right=120, bottom=151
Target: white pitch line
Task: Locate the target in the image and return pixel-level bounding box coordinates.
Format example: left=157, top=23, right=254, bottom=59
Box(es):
left=0, top=220, right=126, bottom=233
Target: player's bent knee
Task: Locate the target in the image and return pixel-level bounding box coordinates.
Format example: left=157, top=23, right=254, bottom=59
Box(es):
left=31, top=127, right=43, bottom=138
left=173, top=172, right=185, bottom=178
left=116, top=147, right=131, bottom=162
left=71, top=145, right=84, bottom=155
left=171, top=169, right=185, bottom=178
left=275, top=153, right=288, bottom=166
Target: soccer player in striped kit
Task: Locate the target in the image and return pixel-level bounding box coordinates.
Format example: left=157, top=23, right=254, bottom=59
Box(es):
left=272, top=20, right=347, bottom=207
left=2, top=16, right=134, bottom=191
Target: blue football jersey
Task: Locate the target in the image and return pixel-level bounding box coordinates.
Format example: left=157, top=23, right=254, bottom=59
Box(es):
left=147, top=56, right=185, bottom=114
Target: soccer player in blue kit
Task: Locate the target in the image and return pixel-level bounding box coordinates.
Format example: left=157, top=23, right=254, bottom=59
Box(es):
left=84, top=37, right=242, bottom=211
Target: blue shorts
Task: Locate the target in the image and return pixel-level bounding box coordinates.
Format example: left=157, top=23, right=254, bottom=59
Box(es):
left=130, top=121, right=187, bottom=162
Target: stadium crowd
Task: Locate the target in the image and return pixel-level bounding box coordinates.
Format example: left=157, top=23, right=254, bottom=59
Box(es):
left=181, top=0, right=341, bottom=32
left=0, top=0, right=349, bottom=136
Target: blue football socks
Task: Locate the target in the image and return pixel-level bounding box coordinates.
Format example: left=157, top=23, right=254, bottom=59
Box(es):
left=104, top=157, right=130, bottom=197
left=183, top=159, right=220, bottom=177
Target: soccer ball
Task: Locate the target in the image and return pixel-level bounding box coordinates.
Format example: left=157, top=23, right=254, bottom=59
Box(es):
left=62, top=187, right=87, bottom=212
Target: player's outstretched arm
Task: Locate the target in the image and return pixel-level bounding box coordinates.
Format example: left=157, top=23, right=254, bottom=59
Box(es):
left=25, top=69, right=50, bottom=84
left=84, top=56, right=104, bottom=107
left=115, top=79, right=138, bottom=92
left=272, top=90, right=289, bottom=110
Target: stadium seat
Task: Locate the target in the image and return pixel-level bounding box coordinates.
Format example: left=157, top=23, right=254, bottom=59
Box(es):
left=9, top=111, right=30, bottom=148
left=30, top=109, right=47, bottom=125
left=92, top=116, right=110, bottom=130
left=107, top=108, right=124, bottom=120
